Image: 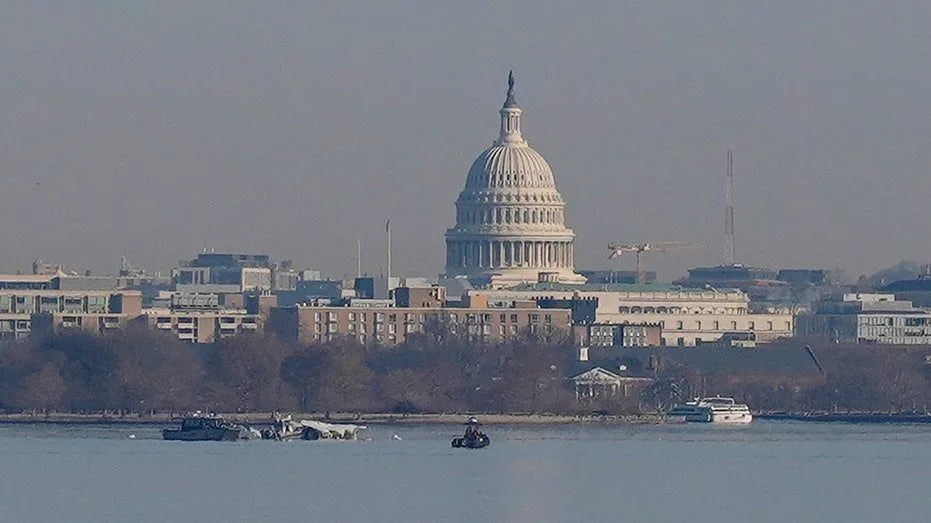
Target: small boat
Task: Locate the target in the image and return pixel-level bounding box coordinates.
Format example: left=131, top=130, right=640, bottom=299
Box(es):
left=451, top=417, right=491, bottom=448
left=162, top=413, right=258, bottom=441
left=262, top=414, right=367, bottom=441
left=667, top=396, right=753, bottom=424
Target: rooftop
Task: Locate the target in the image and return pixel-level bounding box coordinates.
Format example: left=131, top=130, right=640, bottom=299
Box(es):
left=496, top=282, right=741, bottom=294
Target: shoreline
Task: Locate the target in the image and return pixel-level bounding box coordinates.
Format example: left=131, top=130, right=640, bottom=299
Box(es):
left=0, top=412, right=673, bottom=426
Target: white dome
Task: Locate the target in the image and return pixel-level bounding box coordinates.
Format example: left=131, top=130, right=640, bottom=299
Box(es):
left=464, top=144, right=558, bottom=191
left=444, top=72, right=585, bottom=288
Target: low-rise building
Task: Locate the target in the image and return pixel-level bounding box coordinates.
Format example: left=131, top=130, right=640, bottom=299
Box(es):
left=796, top=293, right=931, bottom=344
left=573, top=323, right=663, bottom=348
left=266, top=286, right=572, bottom=346
left=472, top=282, right=793, bottom=346
left=7, top=290, right=144, bottom=339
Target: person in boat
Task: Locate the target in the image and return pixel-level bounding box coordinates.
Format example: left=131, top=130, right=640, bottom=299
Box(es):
left=463, top=417, right=483, bottom=443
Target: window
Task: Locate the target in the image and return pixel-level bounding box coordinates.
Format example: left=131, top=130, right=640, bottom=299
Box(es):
left=328, top=312, right=337, bottom=321
left=713, top=321, right=719, bottom=330
left=676, top=321, right=683, bottom=330
left=348, top=312, right=356, bottom=321
left=748, top=321, right=755, bottom=331
left=510, top=314, right=518, bottom=323
left=388, top=324, right=396, bottom=334
left=314, top=312, right=321, bottom=322
left=767, top=321, right=773, bottom=331
left=696, top=321, right=702, bottom=330
left=529, top=314, right=539, bottom=323
left=731, top=321, right=738, bottom=330
left=500, top=314, right=506, bottom=322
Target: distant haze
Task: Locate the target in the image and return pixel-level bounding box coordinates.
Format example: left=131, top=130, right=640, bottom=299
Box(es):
left=2, top=2, right=930, bottom=280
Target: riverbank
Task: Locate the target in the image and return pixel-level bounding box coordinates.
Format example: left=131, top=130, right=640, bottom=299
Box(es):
left=0, top=411, right=673, bottom=426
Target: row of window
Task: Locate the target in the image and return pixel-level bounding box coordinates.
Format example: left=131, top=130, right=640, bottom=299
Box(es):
left=0, top=295, right=109, bottom=314
left=619, top=306, right=748, bottom=315
left=670, top=320, right=787, bottom=331
left=458, top=207, right=563, bottom=227
left=311, top=311, right=555, bottom=325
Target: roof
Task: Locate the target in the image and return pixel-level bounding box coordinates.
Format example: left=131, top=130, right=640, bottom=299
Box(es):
left=882, top=278, right=931, bottom=292
left=569, top=366, right=654, bottom=384
left=500, top=282, right=732, bottom=294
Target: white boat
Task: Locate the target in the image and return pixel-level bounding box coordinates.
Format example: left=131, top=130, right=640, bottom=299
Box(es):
left=667, top=396, right=753, bottom=424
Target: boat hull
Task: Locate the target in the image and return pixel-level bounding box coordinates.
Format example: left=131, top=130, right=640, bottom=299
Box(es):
left=451, top=434, right=491, bottom=449
left=162, top=427, right=242, bottom=441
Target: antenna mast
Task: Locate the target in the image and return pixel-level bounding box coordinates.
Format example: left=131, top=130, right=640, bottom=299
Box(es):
left=724, top=150, right=736, bottom=266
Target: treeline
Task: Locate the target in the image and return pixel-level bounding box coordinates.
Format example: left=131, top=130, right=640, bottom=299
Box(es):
left=635, top=343, right=931, bottom=414
left=4, top=327, right=931, bottom=416
left=0, top=325, right=579, bottom=415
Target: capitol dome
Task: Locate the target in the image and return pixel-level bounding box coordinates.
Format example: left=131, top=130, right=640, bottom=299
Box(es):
left=444, top=72, right=585, bottom=288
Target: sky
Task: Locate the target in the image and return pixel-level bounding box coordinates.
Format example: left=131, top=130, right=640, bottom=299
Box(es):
left=2, top=1, right=930, bottom=281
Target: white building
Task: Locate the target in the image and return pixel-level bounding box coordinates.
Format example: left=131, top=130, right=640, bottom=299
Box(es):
left=444, top=72, right=585, bottom=288
left=474, top=282, right=794, bottom=346
left=796, top=293, right=931, bottom=344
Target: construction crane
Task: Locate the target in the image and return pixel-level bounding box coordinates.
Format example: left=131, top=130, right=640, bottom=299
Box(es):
left=607, top=241, right=703, bottom=284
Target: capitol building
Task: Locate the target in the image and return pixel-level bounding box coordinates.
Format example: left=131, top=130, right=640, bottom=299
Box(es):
left=444, top=73, right=586, bottom=288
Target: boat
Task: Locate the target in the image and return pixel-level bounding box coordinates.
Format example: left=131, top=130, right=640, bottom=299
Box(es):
left=451, top=417, right=491, bottom=448
left=667, top=396, right=753, bottom=424
left=162, top=413, right=259, bottom=441
left=261, top=414, right=367, bottom=441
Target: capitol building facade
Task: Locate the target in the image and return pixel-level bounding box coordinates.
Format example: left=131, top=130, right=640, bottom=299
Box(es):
left=444, top=73, right=586, bottom=288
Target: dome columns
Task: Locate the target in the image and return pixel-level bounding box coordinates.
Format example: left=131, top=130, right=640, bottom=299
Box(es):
left=445, top=238, right=574, bottom=271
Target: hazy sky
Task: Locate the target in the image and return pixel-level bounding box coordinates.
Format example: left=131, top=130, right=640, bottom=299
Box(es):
left=2, top=2, right=930, bottom=280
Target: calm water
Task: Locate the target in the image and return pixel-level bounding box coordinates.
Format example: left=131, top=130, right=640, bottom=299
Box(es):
left=1, top=421, right=930, bottom=523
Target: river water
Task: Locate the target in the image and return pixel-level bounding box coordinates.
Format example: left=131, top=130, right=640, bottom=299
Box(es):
left=1, top=421, right=929, bottom=522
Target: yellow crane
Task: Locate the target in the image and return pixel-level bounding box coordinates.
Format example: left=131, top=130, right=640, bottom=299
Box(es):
left=607, top=241, right=703, bottom=284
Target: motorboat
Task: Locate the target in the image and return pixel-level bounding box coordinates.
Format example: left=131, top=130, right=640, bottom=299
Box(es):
left=667, top=396, right=753, bottom=424
left=262, top=414, right=367, bottom=441
left=451, top=417, right=491, bottom=448
left=162, top=413, right=260, bottom=441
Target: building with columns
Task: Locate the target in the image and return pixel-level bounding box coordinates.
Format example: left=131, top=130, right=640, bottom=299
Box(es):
left=444, top=72, right=585, bottom=288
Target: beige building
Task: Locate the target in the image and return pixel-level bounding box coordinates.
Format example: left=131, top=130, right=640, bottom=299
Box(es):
left=474, top=282, right=794, bottom=346
left=142, top=309, right=260, bottom=343
left=267, top=301, right=571, bottom=346
left=2, top=289, right=143, bottom=340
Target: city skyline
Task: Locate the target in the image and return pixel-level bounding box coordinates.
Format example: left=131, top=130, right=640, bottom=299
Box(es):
left=2, top=2, right=931, bottom=280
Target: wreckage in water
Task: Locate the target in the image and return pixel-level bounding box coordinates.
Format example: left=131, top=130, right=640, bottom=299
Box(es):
left=262, top=415, right=367, bottom=441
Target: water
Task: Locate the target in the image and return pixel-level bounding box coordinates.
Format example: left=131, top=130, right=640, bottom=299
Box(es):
left=1, top=421, right=930, bottom=522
